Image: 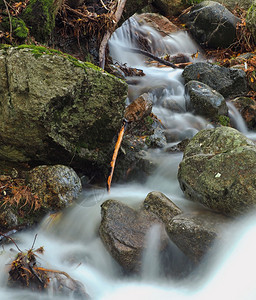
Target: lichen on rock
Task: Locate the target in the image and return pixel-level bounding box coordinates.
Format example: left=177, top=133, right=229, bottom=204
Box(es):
left=178, top=127, right=256, bottom=217
left=0, top=46, right=127, bottom=176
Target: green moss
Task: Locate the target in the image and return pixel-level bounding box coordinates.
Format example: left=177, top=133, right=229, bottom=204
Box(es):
left=0, top=44, right=11, bottom=50
left=0, top=16, right=29, bottom=41
left=21, top=0, right=55, bottom=42
left=15, top=45, right=111, bottom=76
left=218, top=115, right=230, bottom=127
left=144, top=115, right=154, bottom=125
left=13, top=18, right=29, bottom=39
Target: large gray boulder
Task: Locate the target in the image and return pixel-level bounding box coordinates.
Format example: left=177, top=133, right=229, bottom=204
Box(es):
left=0, top=46, right=127, bottom=171
left=181, top=1, right=240, bottom=48
left=178, top=126, right=256, bottom=216
left=182, top=62, right=247, bottom=98
left=185, top=80, right=228, bottom=120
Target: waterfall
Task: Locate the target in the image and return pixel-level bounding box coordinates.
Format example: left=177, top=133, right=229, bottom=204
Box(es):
left=1, top=15, right=256, bottom=300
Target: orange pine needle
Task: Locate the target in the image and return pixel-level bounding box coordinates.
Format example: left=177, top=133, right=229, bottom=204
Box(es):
left=107, top=120, right=127, bottom=192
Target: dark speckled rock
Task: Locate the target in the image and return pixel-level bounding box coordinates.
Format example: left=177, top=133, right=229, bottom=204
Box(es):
left=166, top=210, right=231, bottom=262
left=185, top=80, right=228, bottom=120
left=28, top=165, right=82, bottom=210
left=143, top=191, right=182, bottom=224
left=99, top=199, right=168, bottom=273
left=182, top=62, right=247, bottom=98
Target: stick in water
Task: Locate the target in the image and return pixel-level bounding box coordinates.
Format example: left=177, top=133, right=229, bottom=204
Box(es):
left=107, top=119, right=128, bottom=192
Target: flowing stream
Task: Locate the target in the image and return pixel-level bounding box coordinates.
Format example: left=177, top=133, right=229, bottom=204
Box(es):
left=1, top=16, right=256, bottom=300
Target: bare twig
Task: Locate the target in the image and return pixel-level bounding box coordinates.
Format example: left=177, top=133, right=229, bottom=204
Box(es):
left=107, top=119, right=128, bottom=192
left=31, top=234, right=38, bottom=249
left=0, top=232, right=22, bottom=252
left=100, top=0, right=110, bottom=11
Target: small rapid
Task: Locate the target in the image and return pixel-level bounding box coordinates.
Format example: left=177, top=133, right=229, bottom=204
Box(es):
left=0, top=15, right=256, bottom=300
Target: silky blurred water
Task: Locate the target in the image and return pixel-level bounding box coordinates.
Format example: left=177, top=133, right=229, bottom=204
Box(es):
left=1, top=15, right=256, bottom=300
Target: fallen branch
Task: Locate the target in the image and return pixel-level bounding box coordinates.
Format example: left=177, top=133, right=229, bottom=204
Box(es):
left=107, top=119, right=128, bottom=192
left=121, top=47, right=178, bottom=68
left=99, top=0, right=127, bottom=69
left=0, top=232, right=22, bottom=252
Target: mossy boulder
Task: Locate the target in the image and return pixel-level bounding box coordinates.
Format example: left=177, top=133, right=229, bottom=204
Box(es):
left=178, top=126, right=256, bottom=216
left=0, top=46, right=127, bottom=174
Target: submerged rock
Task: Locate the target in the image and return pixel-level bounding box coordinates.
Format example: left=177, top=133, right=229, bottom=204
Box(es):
left=182, top=62, right=247, bottom=98
left=178, top=126, right=256, bottom=216
left=99, top=199, right=167, bottom=272
left=181, top=1, right=240, bottom=48
left=185, top=80, right=228, bottom=120
left=167, top=210, right=230, bottom=262
left=0, top=46, right=127, bottom=174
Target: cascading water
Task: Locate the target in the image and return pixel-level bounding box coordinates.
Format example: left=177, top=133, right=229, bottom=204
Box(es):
left=1, top=16, right=256, bottom=300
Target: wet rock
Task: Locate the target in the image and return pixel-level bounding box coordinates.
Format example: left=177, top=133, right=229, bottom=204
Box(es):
left=124, top=93, right=153, bottom=122
left=134, top=13, right=179, bottom=36
left=181, top=1, right=240, bottom=48
left=113, top=96, right=165, bottom=181
left=182, top=62, right=247, bottom=98
left=143, top=191, right=182, bottom=224
left=185, top=80, right=228, bottom=120
left=166, top=210, right=231, bottom=262
left=99, top=199, right=167, bottom=272
left=178, top=126, right=256, bottom=216
left=230, top=97, right=256, bottom=130
left=148, top=127, right=167, bottom=148
left=0, top=46, right=127, bottom=173
left=28, top=165, right=82, bottom=210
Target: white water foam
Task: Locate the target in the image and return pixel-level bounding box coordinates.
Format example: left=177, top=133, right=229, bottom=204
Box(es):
left=1, top=14, right=256, bottom=300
